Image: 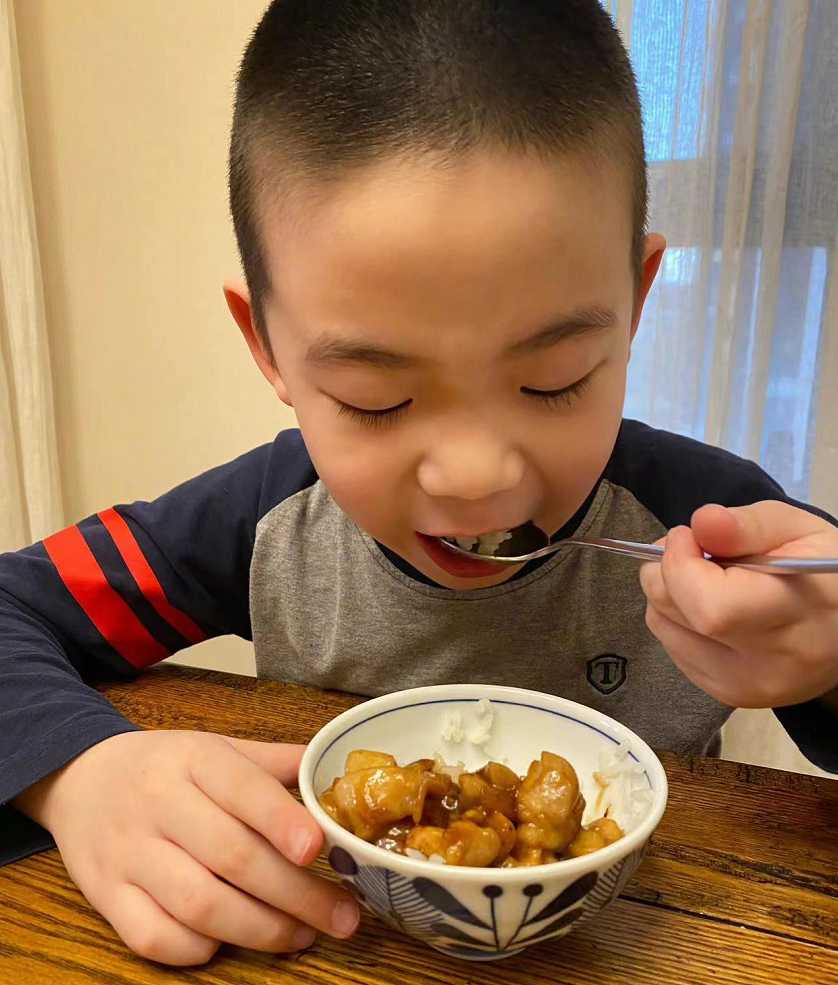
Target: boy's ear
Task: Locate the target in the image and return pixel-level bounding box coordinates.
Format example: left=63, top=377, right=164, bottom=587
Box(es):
left=629, top=233, right=666, bottom=342
left=223, top=279, right=292, bottom=406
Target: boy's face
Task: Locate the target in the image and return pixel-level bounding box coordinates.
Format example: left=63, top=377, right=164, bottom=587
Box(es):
left=226, top=150, right=664, bottom=590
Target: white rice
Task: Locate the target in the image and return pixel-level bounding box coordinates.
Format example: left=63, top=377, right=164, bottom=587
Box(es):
left=585, top=741, right=655, bottom=834
left=466, top=698, right=494, bottom=746
left=476, top=530, right=513, bottom=556
left=440, top=698, right=494, bottom=749
left=440, top=710, right=465, bottom=743
left=452, top=530, right=512, bottom=556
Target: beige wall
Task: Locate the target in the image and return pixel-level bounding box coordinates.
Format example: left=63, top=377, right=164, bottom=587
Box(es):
left=15, top=0, right=287, bottom=675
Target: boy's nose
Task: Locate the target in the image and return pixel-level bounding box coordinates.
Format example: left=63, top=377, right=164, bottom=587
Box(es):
left=417, top=434, right=525, bottom=501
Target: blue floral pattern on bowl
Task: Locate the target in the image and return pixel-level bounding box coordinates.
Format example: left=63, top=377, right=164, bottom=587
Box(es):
left=328, top=842, right=647, bottom=960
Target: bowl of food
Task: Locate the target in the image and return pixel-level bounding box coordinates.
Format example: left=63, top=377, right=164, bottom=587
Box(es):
left=299, top=684, right=667, bottom=961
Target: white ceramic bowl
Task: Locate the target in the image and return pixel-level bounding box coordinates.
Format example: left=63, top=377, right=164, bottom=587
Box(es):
left=299, top=684, right=667, bottom=961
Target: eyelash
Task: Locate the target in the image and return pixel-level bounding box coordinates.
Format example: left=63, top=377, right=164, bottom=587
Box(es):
left=521, top=375, right=593, bottom=409
left=336, top=375, right=593, bottom=429
left=336, top=399, right=413, bottom=430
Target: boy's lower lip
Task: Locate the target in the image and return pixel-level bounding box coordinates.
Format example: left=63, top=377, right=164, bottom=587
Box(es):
left=415, top=532, right=510, bottom=578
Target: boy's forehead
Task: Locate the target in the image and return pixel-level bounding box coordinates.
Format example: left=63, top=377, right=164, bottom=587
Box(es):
left=259, top=150, right=634, bottom=329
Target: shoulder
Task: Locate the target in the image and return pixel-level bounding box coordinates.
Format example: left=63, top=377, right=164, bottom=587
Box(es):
left=605, top=419, right=834, bottom=528
left=168, top=428, right=317, bottom=526
left=255, top=429, right=319, bottom=522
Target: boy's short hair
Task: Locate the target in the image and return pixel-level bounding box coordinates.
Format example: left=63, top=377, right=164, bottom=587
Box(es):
left=229, top=0, right=647, bottom=351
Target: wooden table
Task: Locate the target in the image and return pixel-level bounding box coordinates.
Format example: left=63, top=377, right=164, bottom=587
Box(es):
left=1, top=665, right=836, bottom=984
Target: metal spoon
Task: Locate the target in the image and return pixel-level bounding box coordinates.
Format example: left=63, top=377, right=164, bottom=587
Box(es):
left=440, top=535, right=838, bottom=574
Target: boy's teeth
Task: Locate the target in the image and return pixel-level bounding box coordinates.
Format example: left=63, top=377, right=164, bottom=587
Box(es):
left=441, top=530, right=513, bottom=555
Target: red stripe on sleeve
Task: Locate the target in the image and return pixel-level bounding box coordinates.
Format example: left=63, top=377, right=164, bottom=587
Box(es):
left=98, top=508, right=207, bottom=645
left=43, top=525, right=170, bottom=668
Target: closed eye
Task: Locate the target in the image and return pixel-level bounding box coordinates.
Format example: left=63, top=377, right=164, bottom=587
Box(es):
left=334, top=371, right=593, bottom=429
left=336, top=398, right=413, bottom=428
left=521, top=373, right=593, bottom=407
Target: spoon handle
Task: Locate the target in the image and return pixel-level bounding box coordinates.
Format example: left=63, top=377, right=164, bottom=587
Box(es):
left=569, top=538, right=838, bottom=574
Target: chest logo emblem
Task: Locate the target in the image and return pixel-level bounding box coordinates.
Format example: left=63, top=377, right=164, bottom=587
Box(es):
left=586, top=654, right=627, bottom=695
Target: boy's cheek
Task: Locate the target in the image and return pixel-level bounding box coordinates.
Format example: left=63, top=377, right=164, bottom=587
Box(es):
left=297, top=422, right=405, bottom=534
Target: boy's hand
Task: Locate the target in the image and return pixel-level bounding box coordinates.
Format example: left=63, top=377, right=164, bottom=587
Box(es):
left=13, top=730, right=359, bottom=966
left=639, top=501, right=838, bottom=708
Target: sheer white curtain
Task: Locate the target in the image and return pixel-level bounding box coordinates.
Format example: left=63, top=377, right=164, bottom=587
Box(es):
left=0, top=0, right=63, bottom=551
left=608, top=0, right=838, bottom=773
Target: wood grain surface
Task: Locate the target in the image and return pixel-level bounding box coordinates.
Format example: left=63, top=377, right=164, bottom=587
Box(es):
left=1, top=665, right=835, bottom=985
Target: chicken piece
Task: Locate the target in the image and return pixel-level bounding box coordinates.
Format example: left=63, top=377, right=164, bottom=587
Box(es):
left=404, top=759, right=456, bottom=799
left=345, top=750, right=397, bottom=772
left=405, top=758, right=436, bottom=770
left=567, top=817, right=624, bottom=858
left=515, top=751, right=585, bottom=854
left=426, top=771, right=455, bottom=800
left=514, top=844, right=547, bottom=866
left=589, top=816, right=624, bottom=842
left=457, top=772, right=487, bottom=810
left=479, top=761, right=520, bottom=790
left=406, top=825, right=447, bottom=859
left=443, top=820, right=502, bottom=867
left=461, top=807, right=489, bottom=825
left=318, top=789, right=340, bottom=824
left=458, top=771, right=517, bottom=820
left=407, top=820, right=503, bottom=866
left=324, top=763, right=433, bottom=840
left=486, top=810, right=516, bottom=863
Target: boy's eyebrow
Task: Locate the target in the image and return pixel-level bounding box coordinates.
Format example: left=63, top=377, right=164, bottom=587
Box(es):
left=305, top=305, right=617, bottom=369
left=506, top=305, right=617, bottom=356
left=305, top=335, right=424, bottom=370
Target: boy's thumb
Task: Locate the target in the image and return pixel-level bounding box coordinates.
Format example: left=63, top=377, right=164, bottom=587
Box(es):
left=690, top=501, right=820, bottom=558
left=222, top=736, right=307, bottom=787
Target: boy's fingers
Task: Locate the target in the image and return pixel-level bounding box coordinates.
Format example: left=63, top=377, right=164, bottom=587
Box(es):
left=658, top=526, right=800, bottom=640
left=691, top=501, right=824, bottom=559
left=639, top=561, right=689, bottom=627
left=644, top=605, right=740, bottom=706
left=107, top=883, right=219, bottom=967
left=160, top=784, right=358, bottom=939
left=190, top=739, right=322, bottom=865
left=642, top=528, right=738, bottom=630
left=222, top=738, right=306, bottom=788
left=128, top=838, right=317, bottom=954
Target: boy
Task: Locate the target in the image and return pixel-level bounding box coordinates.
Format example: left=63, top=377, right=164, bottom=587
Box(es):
left=2, top=0, right=836, bottom=968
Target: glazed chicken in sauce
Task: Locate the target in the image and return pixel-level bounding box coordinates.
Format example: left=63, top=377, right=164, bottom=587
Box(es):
left=319, top=750, right=624, bottom=867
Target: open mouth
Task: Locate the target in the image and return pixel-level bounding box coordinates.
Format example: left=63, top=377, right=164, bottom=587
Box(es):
left=439, top=520, right=548, bottom=558
left=416, top=521, right=548, bottom=579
